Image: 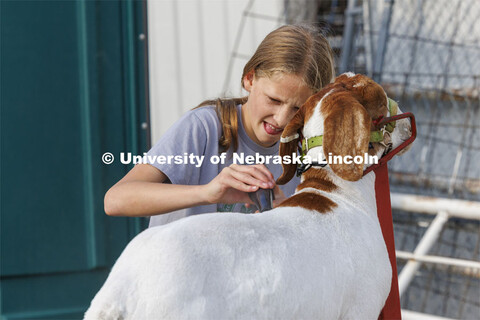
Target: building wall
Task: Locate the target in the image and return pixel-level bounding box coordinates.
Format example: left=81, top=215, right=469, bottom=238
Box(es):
left=146, top=0, right=287, bottom=144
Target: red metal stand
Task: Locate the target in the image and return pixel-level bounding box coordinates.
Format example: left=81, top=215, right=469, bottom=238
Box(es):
left=365, top=112, right=416, bottom=319
left=375, top=163, right=401, bottom=320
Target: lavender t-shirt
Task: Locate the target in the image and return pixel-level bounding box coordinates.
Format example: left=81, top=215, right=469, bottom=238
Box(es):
left=146, top=105, right=300, bottom=227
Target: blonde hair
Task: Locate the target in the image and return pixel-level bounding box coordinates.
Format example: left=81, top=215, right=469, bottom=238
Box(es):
left=197, top=24, right=335, bottom=152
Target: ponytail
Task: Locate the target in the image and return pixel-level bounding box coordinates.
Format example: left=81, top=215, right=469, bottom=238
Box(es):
left=195, top=97, right=248, bottom=153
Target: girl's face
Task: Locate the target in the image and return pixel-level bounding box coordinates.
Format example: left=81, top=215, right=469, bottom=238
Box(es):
left=242, top=72, right=313, bottom=147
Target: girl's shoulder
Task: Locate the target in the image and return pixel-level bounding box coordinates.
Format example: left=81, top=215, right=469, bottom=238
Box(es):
left=182, top=105, right=222, bottom=136
left=188, top=105, right=218, bottom=122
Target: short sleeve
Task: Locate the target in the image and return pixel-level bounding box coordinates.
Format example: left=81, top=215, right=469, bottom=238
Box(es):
left=146, top=109, right=213, bottom=186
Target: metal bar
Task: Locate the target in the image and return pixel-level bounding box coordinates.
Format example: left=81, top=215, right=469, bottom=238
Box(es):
left=398, top=211, right=450, bottom=297
left=141, top=0, right=152, bottom=150
left=222, top=0, right=254, bottom=93
left=396, top=251, right=480, bottom=273
left=362, top=0, right=375, bottom=77
left=391, top=193, right=480, bottom=220
left=372, top=0, right=394, bottom=83
left=123, top=0, right=146, bottom=237
left=76, top=0, right=103, bottom=269
left=327, top=0, right=339, bottom=26
left=375, top=163, right=402, bottom=319
left=339, top=0, right=360, bottom=73
left=401, top=309, right=456, bottom=320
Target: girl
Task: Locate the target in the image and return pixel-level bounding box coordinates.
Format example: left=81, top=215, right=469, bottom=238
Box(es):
left=104, top=24, right=335, bottom=227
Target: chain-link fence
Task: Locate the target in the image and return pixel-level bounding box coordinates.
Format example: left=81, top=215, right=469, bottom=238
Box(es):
left=337, top=0, right=480, bottom=202
left=394, top=211, right=480, bottom=318
left=336, top=0, right=480, bottom=317
left=225, top=0, right=479, bottom=318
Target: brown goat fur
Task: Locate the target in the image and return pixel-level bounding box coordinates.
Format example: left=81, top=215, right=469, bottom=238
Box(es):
left=275, top=73, right=393, bottom=212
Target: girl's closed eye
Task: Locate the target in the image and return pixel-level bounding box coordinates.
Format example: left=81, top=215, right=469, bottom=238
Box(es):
left=268, top=96, right=282, bottom=105
left=267, top=96, right=300, bottom=112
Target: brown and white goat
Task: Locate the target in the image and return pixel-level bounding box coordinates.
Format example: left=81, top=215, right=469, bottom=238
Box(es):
left=85, top=73, right=412, bottom=320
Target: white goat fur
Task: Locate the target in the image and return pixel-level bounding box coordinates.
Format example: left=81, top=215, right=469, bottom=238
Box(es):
left=85, top=75, right=412, bottom=320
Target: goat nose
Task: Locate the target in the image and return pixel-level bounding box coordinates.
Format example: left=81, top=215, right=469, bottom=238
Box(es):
left=406, top=118, right=412, bottom=134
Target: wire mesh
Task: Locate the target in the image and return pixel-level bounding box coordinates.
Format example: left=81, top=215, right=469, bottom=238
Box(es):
left=379, top=0, right=480, bottom=202
left=224, top=0, right=479, bottom=317
left=395, top=211, right=480, bottom=318
left=344, top=0, right=480, bottom=317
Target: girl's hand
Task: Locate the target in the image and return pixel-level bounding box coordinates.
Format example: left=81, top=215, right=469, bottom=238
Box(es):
left=202, top=164, right=276, bottom=205
left=245, top=185, right=287, bottom=213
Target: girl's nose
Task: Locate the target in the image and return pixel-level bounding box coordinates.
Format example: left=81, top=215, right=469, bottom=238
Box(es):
left=274, top=106, right=293, bottom=128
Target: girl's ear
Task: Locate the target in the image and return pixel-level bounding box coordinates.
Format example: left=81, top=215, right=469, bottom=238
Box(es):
left=323, top=99, right=371, bottom=181
left=276, top=107, right=305, bottom=185
left=242, top=70, right=255, bottom=92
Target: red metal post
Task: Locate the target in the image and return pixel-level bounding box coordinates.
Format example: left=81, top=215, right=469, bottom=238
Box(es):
left=375, top=163, right=402, bottom=320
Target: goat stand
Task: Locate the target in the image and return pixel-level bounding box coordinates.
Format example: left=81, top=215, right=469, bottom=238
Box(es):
left=375, top=163, right=401, bottom=320
left=366, top=112, right=416, bottom=319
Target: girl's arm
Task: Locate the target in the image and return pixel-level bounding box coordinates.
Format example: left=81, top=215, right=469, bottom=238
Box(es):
left=104, top=163, right=276, bottom=217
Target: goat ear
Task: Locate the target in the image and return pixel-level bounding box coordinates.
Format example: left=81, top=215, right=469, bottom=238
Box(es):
left=323, top=100, right=371, bottom=181
left=276, top=108, right=304, bottom=185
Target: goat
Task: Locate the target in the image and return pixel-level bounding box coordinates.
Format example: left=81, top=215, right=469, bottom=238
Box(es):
left=85, top=73, right=412, bottom=320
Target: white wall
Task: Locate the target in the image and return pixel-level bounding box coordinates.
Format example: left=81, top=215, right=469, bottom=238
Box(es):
left=147, top=0, right=287, bottom=144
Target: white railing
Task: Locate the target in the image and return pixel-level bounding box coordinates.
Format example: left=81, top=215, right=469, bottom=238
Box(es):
left=391, top=193, right=480, bottom=319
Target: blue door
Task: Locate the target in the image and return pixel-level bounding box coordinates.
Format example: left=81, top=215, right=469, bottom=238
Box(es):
left=1, top=1, right=149, bottom=318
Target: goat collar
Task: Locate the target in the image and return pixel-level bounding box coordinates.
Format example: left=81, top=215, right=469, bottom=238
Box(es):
left=300, top=98, right=399, bottom=155
left=296, top=160, right=327, bottom=176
